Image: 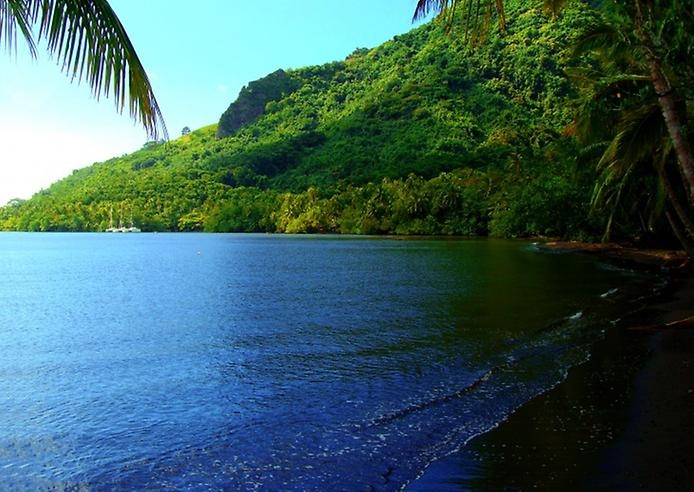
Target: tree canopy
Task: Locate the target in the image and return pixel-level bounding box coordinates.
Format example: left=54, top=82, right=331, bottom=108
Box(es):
left=417, top=0, right=694, bottom=252
left=1, top=0, right=691, bottom=253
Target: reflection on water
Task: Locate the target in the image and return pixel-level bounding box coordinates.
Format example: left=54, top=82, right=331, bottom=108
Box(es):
left=0, top=234, right=656, bottom=490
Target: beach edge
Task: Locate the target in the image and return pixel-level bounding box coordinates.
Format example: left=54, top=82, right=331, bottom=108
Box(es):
left=408, top=243, right=693, bottom=491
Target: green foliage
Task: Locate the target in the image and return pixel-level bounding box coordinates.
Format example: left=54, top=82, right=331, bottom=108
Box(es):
left=1, top=0, right=620, bottom=241
left=567, top=0, right=694, bottom=249
left=216, top=69, right=303, bottom=138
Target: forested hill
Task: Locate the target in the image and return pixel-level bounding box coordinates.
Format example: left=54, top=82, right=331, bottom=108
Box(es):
left=0, top=1, right=605, bottom=237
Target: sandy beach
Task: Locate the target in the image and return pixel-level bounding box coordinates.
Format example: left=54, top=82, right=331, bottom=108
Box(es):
left=591, top=271, right=694, bottom=491
left=410, top=246, right=693, bottom=491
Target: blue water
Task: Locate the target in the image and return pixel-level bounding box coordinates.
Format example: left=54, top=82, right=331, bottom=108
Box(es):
left=0, top=233, right=655, bottom=490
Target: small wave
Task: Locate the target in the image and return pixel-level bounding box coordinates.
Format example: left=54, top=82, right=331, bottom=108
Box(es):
left=403, top=344, right=596, bottom=491
left=538, top=311, right=585, bottom=336
left=600, top=288, right=619, bottom=298
left=367, top=366, right=501, bottom=427
left=534, top=305, right=597, bottom=336
left=525, top=242, right=542, bottom=252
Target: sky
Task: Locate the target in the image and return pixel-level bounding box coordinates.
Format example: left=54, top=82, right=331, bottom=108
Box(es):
left=0, top=0, right=427, bottom=205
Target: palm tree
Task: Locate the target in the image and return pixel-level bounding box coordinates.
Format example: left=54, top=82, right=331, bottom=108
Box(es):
left=414, top=0, right=694, bottom=207
left=0, top=0, right=167, bottom=139
left=585, top=96, right=693, bottom=251
left=603, top=0, right=694, bottom=206
left=569, top=14, right=693, bottom=252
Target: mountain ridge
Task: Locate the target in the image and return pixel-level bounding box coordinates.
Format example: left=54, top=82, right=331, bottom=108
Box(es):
left=0, top=1, right=603, bottom=238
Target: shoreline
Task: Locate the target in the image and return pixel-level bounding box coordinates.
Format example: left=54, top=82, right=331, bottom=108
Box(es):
left=590, top=270, right=694, bottom=490
left=541, top=240, right=691, bottom=270
left=409, top=243, right=693, bottom=491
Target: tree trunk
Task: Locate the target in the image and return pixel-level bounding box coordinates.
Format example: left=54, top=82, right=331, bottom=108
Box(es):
left=633, top=0, right=694, bottom=204
left=658, top=164, right=694, bottom=241
left=666, top=211, right=694, bottom=257
left=647, top=54, right=694, bottom=204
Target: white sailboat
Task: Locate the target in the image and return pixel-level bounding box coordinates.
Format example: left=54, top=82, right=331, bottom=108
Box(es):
left=105, top=205, right=141, bottom=232
left=105, top=207, right=119, bottom=232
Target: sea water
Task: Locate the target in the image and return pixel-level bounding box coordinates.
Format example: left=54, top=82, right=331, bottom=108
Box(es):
left=0, top=233, right=656, bottom=490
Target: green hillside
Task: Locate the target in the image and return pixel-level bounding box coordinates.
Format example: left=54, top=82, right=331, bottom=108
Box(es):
left=1, top=1, right=607, bottom=238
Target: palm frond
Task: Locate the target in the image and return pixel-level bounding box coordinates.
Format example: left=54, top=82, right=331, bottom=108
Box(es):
left=413, top=0, right=505, bottom=45
left=36, top=0, right=167, bottom=140
left=413, top=0, right=453, bottom=22
left=0, top=0, right=37, bottom=56
left=597, top=102, right=665, bottom=172
left=591, top=100, right=672, bottom=240
left=2, top=0, right=166, bottom=139
left=572, top=23, right=628, bottom=58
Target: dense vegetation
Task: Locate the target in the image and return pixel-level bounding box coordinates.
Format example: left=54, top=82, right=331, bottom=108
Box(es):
left=1, top=0, right=690, bottom=248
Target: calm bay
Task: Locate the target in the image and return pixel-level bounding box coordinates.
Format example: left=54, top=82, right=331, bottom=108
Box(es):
left=0, top=233, right=659, bottom=490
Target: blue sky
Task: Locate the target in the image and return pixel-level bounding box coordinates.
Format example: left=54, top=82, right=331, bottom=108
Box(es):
left=0, top=0, right=427, bottom=205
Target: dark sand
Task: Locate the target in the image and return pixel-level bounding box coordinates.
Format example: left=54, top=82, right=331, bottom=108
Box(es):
left=409, top=246, right=693, bottom=491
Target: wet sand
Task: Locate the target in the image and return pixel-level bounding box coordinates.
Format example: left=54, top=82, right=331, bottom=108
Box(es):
left=409, top=246, right=693, bottom=491
left=591, top=272, right=694, bottom=491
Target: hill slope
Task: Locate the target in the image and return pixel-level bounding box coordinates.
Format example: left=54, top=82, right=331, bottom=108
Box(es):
left=0, top=0, right=601, bottom=237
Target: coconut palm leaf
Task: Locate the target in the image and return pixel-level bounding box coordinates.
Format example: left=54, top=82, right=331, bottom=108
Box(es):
left=590, top=98, right=687, bottom=241
left=571, top=22, right=647, bottom=73
left=413, top=0, right=506, bottom=45
left=1, top=0, right=166, bottom=140
left=1, top=0, right=37, bottom=55
left=412, top=0, right=567, bottom=36
left=597, top=102, right=665, bottom=173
